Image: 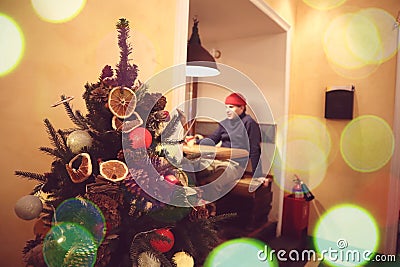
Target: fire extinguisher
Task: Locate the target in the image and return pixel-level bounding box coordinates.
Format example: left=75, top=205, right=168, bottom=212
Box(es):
left=294, top=174, right=315, bottom=201
left=292, top=178, right=303, bottom=199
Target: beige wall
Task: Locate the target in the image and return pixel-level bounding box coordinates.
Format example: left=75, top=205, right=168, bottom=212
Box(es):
left=0, top=1, right=178, bottom=266
left=265, top=0, right=399, bottom=253
left=1, top=0, right=400, bottom=265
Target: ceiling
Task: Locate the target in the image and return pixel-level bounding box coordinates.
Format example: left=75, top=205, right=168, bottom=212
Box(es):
left=188, top=0, right=285, bottom=43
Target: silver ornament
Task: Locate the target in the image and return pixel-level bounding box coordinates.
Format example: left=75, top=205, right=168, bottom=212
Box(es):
left=67, top=130, right=93, bottom=154
left=14, top=195, right=43, bottom=220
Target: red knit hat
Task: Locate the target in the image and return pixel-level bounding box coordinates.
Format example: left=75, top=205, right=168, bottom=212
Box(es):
left=225, top=93, right=247, bottom=106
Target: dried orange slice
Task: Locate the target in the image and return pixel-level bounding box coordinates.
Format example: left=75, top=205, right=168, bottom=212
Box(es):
left=111, top=112, right=143, bottom=133
left=108, top=86, right=136, bottom=119
left=99, top=160, right=129, bottom=182
left=65, top=153, right=92, bottom=183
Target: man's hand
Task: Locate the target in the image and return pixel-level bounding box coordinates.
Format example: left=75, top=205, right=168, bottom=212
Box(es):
left=184, top=135, right=196, bottom=147
left=184, top=134, right=204, bottom=147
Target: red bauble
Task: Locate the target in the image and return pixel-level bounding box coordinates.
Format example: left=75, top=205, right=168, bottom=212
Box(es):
left=164, top=174, right=180, bottom=185
left=128, top=127, right=152, bottom=149
left=150, top=228, right=175, bottom=253
left=161, top=110, right=170, bottom=122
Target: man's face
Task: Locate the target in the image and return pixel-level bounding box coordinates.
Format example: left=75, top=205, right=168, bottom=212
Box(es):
left=226, top=105, right=244, bottom=119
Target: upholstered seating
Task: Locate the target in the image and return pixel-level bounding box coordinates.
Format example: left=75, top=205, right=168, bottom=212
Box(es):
left=192, top=120, right=275, bottom=230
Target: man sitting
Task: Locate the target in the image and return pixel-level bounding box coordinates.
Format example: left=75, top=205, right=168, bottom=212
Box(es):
left=191, top=92, right=265, bottom=202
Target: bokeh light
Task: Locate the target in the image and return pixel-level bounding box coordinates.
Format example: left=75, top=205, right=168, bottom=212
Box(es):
left=43, top=222, right=97, bottom=267
left=357, top=8, right=400, bottom=64
left=54, top=198, right=106, bottom=245
left=313, top=204, right=379, bottom=266
left=324, top=14, right=371, bottom=70
left=346, top=13, right=380, bottom=64
left=0, top=14, right=25, bottom=76
left=340, top=115, right=394, bottom=172
left=204, top=238, right=278, bottom=267
left=31, top=0, right=86, bottom=23
left=275, top=115, right=331, bottom=193
left=323, top=8, right=399, bottom=79
left=303, top=0, right=346, bottom=10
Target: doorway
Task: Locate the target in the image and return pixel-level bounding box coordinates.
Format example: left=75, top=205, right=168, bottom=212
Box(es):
left=173, top=0, right=292, bottom=237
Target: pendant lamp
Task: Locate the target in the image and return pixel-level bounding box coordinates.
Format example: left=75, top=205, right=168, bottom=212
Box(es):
left=186, top=19, right=220, bottom=77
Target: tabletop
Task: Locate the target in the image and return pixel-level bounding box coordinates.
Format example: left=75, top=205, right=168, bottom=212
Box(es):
left=182, top=144, right=249, bottom=161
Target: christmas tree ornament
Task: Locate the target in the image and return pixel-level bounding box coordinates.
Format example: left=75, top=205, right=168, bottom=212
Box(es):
left=156, top=110, right=170, bottom=122
left=163, top=174, right=180, bottom=185
left=42, top=222, right=97, bottom=267
left=66, top=130, right=93, bottom=154
left=129, top=127, right=152, bottom=149
left=172, top=251, right=194, bottom=267
left=14, top=195, right=43, bottom=220
left=137, top=251, right=161, bottom=267
left=55, top=198, right=106, bottom=245
left=108, top=86, right=136, bottom=119
left=85, top=191, right=121, bottom=233
left=89, top=87, right=109, bottom=103
left=99, top=159, right=129, bottom=182
left=154, top=95, right=167, bottom=111
left=189, top=206, right=210, bottom=222
left=150, top=228, right=175, bottom=253
left=111, top=111, right=143, bottom=133
left=50, top=96, right=74, bottom=108
left=65, top=153, right=92, bottom=183
left=62, top=245, right=97, bottom=267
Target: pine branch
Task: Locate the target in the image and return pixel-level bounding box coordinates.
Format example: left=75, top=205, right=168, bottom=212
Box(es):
left=198, top=222, right=220, bottom=249
left=130, top=238, right=151, bottom=265
left=158, top=114, right=181, bottom=140
left=57, top=129, right=73, bottom=157
left=75, top=110, right=89, bottom=129
left=31, top=183, right=44, bottom=195
left=208, top=212, right=237, bottom=224
left=22, top=236, right=43, bottom=255
left=43, top=119, right=67, bottom=159
left=15, top=171, right=47, bottom=183
left=39, top=146, right=64, bottom=159
left=135, top=82, right=148, bottom=103
left=116, top=18, right=137, bottom=88
left=179, top=226, right=197, bottom=258
left=154, top=250, right=173, bottom=267
left=61, top=95, right=88, bottom=130
left=160, top=139, right=182, bottom=145
left=58, top=128, right=76, bottom=135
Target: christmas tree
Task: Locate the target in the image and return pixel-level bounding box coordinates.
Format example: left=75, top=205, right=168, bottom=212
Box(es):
left=15, top=18, right=231, bottom=267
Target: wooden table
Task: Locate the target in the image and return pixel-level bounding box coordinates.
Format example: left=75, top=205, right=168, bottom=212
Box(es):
left=182, top=144, right=249, bottom=160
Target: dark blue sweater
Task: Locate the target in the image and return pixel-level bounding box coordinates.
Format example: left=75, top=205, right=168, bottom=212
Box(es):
left=199, top=112, right=263, bottom=177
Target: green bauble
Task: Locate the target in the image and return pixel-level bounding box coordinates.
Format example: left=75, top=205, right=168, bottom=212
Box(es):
left=67, top=130, right=93, bottom=154
left=14, top=195, right=43, bottom=220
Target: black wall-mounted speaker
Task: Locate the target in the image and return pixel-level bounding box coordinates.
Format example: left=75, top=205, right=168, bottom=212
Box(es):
left=325, top=87, right=354, bottom=120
